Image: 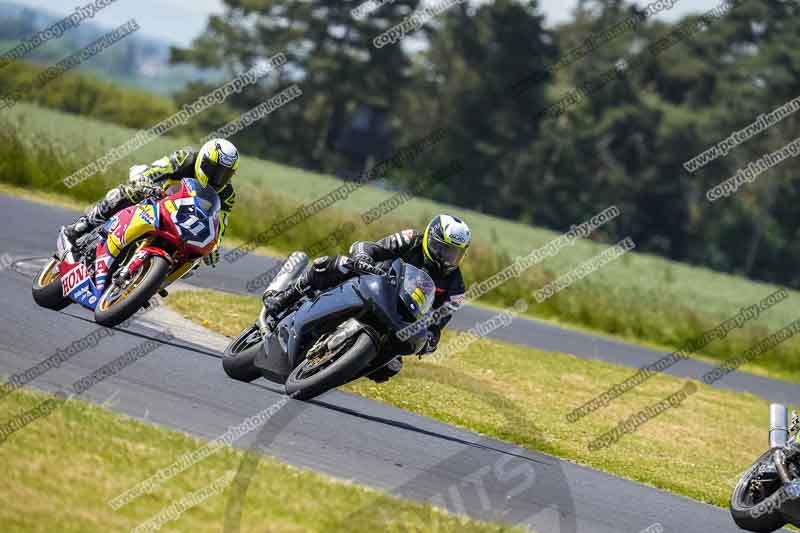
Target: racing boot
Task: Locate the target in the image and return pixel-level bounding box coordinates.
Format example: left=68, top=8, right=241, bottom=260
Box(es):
left=62, top=186, right=133, bottom=245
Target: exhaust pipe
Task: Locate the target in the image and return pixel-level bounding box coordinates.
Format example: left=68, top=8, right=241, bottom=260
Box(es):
left=770, top=403, right=789, bottom=449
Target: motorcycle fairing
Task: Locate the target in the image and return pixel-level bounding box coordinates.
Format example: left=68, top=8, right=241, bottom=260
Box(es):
left=169, top=196, right=217, bottom=249
left=93, top=200, right=159, bottom=295
left=254, top=282, right=367, bottom=382
left=58, top=260, right=99, bottom=309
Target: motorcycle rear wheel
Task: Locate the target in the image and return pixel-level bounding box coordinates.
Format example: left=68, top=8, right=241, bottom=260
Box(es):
left=222, top=324, right=263, bottom=382
left=94, top=255, right=170, bottom=327
left=730, top=449, right=787, bottom=532
left=285, top=332, right=376, bottom=401
left=31, top=257, right=71, bottom=310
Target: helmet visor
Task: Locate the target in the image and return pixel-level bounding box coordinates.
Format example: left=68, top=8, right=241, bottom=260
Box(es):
left=428, top=234, right=467, bottom=272
left=201, top=157, right=235, bottom=188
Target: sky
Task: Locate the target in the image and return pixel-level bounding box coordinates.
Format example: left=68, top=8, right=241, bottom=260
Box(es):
left=21, top=0, right=723, bottom=46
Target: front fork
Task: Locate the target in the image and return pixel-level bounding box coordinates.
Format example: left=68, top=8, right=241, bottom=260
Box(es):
left=770, top=404, right=800, bottom=487
left=114, top=239, right=155, bottom=284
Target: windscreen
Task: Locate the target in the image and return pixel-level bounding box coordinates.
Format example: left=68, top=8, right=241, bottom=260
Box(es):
left=183, top=178, right=221, bottom=217
left=170, top=178, right=221, bottom=248
left=401, top=264, right=436, bottom=319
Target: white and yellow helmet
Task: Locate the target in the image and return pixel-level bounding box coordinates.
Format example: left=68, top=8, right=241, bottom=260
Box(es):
left=423, top=214, right=471, bottom=274
left=195, top=138, right=239, bottom=189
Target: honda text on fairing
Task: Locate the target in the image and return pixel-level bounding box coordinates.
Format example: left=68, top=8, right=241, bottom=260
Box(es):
left=222, top=252, right=436, bottom=400
left=32, top=178, right=221, bottom=327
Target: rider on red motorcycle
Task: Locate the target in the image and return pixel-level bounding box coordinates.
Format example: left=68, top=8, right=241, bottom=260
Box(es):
left=63, top=139, right=239, bottom=267
left=262, top=214, right=471, bottom=382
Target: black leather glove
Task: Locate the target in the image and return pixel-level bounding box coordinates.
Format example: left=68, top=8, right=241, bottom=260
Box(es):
left=348, top=257, right=384, bottom=276
left=350, top=252, right=375, bottom=266
left=204, top=249, right=220, bottom=267
left=420, top=330, right=439, bottom=356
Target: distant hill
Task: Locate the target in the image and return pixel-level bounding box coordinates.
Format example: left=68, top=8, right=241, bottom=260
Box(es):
left=0, top=1, right=222, bottom=95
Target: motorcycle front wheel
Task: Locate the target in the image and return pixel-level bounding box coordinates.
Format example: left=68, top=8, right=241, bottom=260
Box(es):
left=285, top=332, right=376, bottom=401
left=730, top=449, right=787, bottom=532
left=222, top=324, right=263, bottom=382
left=94, top=255, right=170, bottom=327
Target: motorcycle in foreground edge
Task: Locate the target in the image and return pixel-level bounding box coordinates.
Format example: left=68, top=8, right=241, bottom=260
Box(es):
left=731, top=403, right=800, bottom=532
left=222, top=252, right=435, bottom=400
left=32, top=178, right=220, bottom=327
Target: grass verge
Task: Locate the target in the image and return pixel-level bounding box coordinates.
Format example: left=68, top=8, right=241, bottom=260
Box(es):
left=167, top=288, right=790, bottom=509
left=2, top=103, right=798, bottom=383
left=0, top=387, right=523, bottom=533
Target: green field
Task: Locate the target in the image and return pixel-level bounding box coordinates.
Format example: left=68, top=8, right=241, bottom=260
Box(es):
left=1, top=102, right=799, bottom=382
left=0, top=387, right=523, bottom=533
left=168, top=288, right=787, bottom=509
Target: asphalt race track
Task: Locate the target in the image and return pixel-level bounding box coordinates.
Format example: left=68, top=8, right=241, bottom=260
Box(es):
left=0, top=193, right=786, bottom=532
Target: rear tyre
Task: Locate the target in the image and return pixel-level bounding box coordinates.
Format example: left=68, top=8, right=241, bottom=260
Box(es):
left=222, top=324, right=263, bottom=382
left=285, top=332, right=376, bottom=401
left=94, top=255, right=170, bottom=327
left=31, top=258, right=71, bottom=310
left=730, top=450, right=787, bottom=532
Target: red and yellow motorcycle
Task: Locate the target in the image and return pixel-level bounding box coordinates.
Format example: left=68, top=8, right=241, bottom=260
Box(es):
left=32, top=178, right=220, bottom=327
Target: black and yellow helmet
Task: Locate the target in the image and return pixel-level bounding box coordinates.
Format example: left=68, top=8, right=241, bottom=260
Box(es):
left=423, top=214, right=471, bottom=274
left=195, top=138, right=239, bottom=189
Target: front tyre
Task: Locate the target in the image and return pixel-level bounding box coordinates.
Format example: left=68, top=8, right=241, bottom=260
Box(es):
left=32, top=257, right=71, bottom=310
left=222, top=324, right=263, bottom=382
left=730, top=450, right=787, bottom=532
left=94, top=255, right=170, bottom=327
left=285, top=332, right=376, bottom=401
